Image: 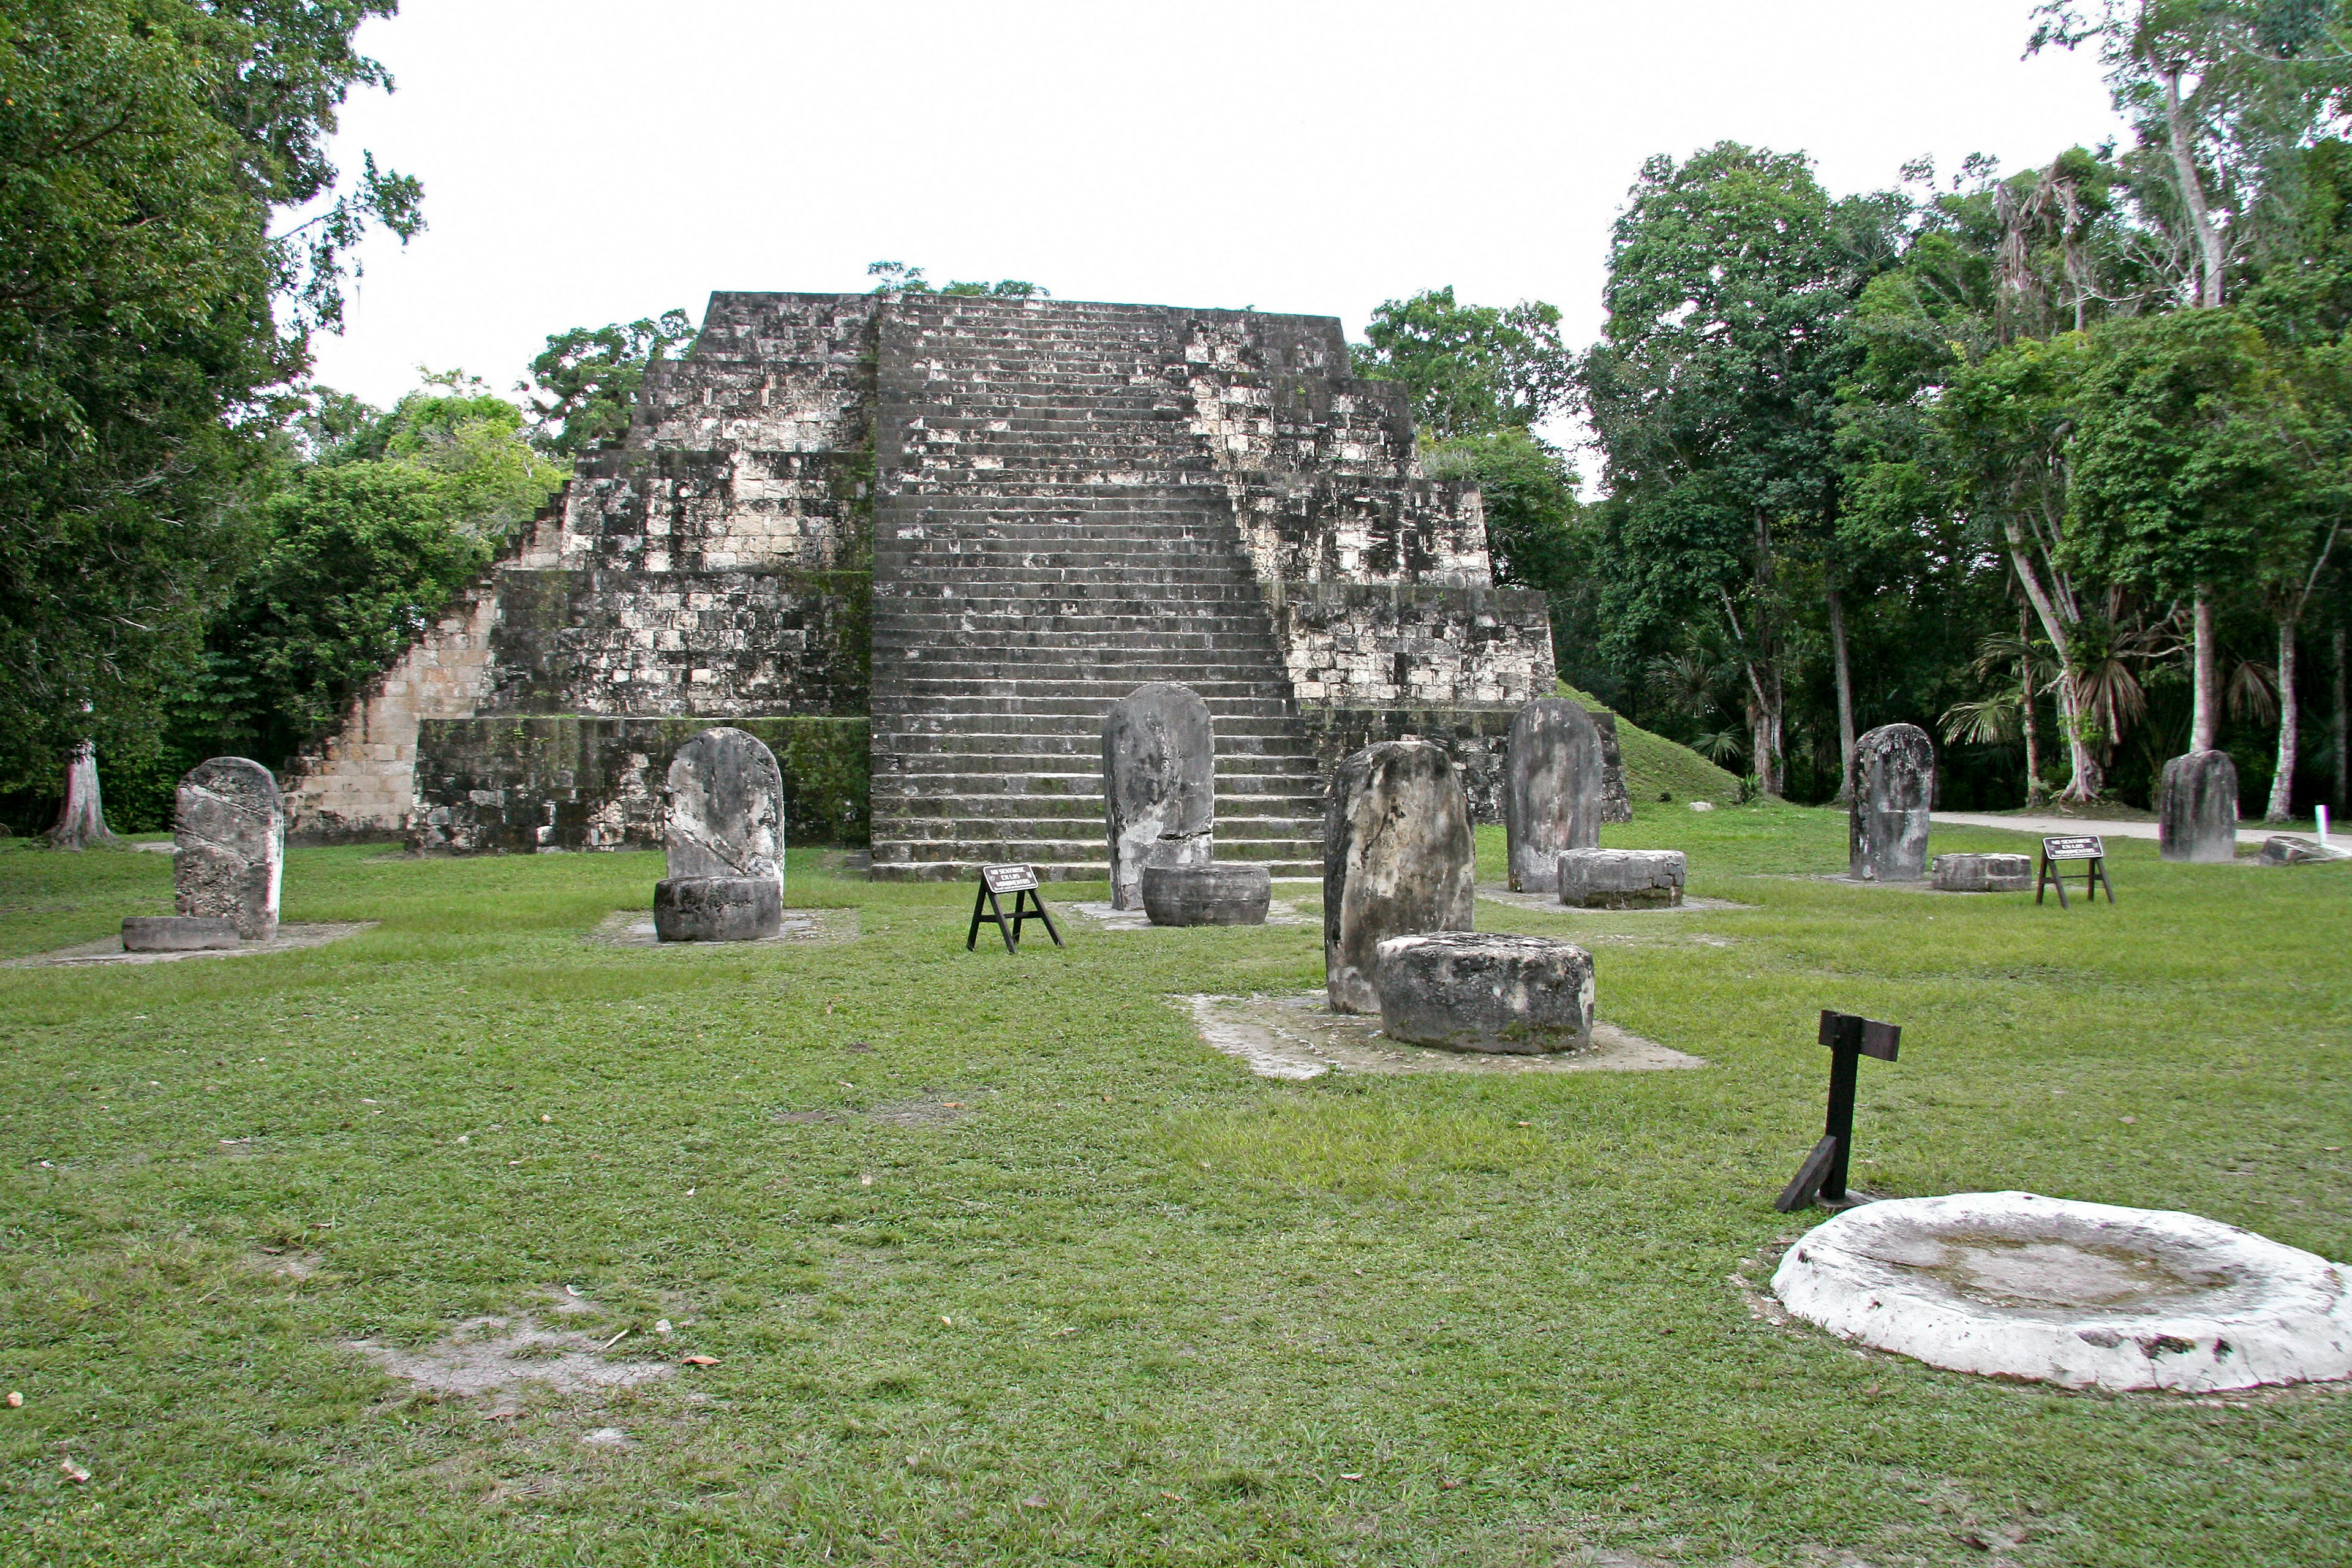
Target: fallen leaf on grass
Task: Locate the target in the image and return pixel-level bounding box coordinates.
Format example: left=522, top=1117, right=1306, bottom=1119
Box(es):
left=59, top=1460, right=89, bottom=1484
left=681, top=1355, right=718, bottom=1366
left=1953, top=1531, right=1992, bottom=1551
left=1340, top=1472, right=1363, bottom=1480
left=1020, top=1495, right=1048, bottom=1509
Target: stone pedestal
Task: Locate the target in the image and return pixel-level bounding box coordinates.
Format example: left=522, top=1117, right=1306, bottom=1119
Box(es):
left=121, top=916, right=242, bottom=952
left=2160, top=750, right=2240, bottom=864
left=1850, top=724, right=1935, bottom=882
left=174, top=757, right=285, bottom=940
left=1141, top=862, right=1270, bottom=926
left=1931, top=852, right=2034, bottom=892
left=1374, top=932, right=1594, bottom=1054
left=654, top=876, right=782, bottom=942
left=662, top=728, right=785, bottom=939
left=2259, top=835, right=2328, bottom=865
left=1103, top=683, right=1215, bottom=911
left=1557, top=848, right=1686, bottom=908
left=1324, top=740, right=1475, bottom=1013
left=1504, top=698, right=1604, bottom=892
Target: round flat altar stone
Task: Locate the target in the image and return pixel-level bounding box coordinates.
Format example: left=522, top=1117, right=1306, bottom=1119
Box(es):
left=1374, top=931, right=1594, bottom=1054
left=1772, top=1192, right=2352, bottom=1392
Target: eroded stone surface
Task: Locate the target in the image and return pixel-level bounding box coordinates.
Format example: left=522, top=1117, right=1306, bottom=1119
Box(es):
left=2260, top=834, right=2331, bottom=865
left=1103, top=683, right=1215, bottom=910
left=174, top=757, right=284, bottom=939
left=2159, top=750, right=2240, bottom=864
left=1931, top=852, right=2034, bottom=892
left=1772, top=1191, right=2352, bottom=1392
left=1141, top=862, right=1269, bottom=926
left=1558, top=848, right=1686, bottom=908
left=665, top=726, right=785, bottom=897
left=121, top=916, right=241, bottom=953
left=1850, top=725, right=1934, bottom=882
left=1375, top=932, right=1594, bottom=1054
left=1324, top=740, right=1475, bottom=1012
left=1504, top=698, right=1604, bottom=892
left=654, top=876, right=782, bottom=941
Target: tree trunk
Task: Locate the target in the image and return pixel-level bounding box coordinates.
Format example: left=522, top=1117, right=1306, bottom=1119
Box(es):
left=2018, top=607, right=2046, bottom=807
left=44, top=741, right=121, bottom=850
left=2002, top=527, right=2100, bottom=798
left=2267, top=612, right=2299, bottom=823
left=2335, top=623, right=2347, bottom=812
left=1827, top=587, right=1856, bottom=804
left=2192, top=588, right=2220, bottom=752
left=2158, top=62, right=2227, bottom=308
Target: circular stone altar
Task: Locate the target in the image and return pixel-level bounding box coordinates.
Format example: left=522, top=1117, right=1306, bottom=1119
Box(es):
left=1771, top=1192, right=2352, bottom=1392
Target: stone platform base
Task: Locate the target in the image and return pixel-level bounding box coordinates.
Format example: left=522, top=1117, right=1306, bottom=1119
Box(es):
left=654, top=876, right=782, bottom=942
left=1931, top=852, right=2035, bottom=892
left=1177, top=991, right=1705, bottom=1080
left=122, top=916, right=243, bottom=952
left=7, top=922, right=375, bottom=969
left=586, top=907, right=858, bottom=948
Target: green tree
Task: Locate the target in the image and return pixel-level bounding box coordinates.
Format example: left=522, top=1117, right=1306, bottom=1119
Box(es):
left=0, top=0, right=421, bottom=840
left=523, top=312, right=695, bottom=456
left=1354, top=287, right=1572, bottom=440
left=864, top=262, right=1049, bottom=299
left=1581, top=143, right=1882, bottom=796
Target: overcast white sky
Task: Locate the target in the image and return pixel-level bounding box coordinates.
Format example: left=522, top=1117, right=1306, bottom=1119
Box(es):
left=306, top=0, right=2127, bottom=414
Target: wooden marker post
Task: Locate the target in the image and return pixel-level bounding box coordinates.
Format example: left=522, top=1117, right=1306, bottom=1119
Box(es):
left=2035, top=834, right=2114, bottom=909
left=1776, top=1010, right=1901, bottom=1213
left=967, top=863, right=1062, bottom=954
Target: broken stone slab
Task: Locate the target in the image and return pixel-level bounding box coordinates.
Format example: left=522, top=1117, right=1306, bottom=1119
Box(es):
left=1141, top=862, right=1270, bottom=926
left=2158, top=750, right=2240, bottom=864
left=2259, top=835, right=2330, bottom=865
left=1773, top=1191, right=2352, bottom=1392
left=1504, top=697, right=1605, bottom=892
left=1850, top=724, right=1935, bottom=882
left=1931, top=852, right=2035, bottom=892
left=1374, top=932, right=1595, bottom=1054
left=653, top=876, right=782, bottom=943
left=664, top=727, right=785, bottom=916
left=121, top=915, right=243, bottom=952
left=1324, top=739, right=1475, bottom=1014
left=1557, top=848, right=1686, bottom=908
left=1102, top=682, right=1215, bottom=911
left=172, top=756, right=285, bottom=940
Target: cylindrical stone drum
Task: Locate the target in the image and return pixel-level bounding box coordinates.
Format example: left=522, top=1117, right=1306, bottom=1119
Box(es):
left=1140, top=862, right=1271, bottom=926
left=1374, top=932, right=1596, bottom=1054
left=654, top=876, right=782, bottom=942
left=1930, top=852, right=2034, bottom=892
left=121, top=915, right=243, bottom=952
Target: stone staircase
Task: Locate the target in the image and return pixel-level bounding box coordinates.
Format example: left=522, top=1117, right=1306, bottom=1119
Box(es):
left=868, top=296, right=1326, bottom=881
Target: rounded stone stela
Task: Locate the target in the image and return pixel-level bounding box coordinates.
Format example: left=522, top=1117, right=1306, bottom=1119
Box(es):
left=653, top=876, right=783, bottom=943
left=1772, top=1192, right=2352, bottom=1392
left=1140, top=862, right=1270, bottom=927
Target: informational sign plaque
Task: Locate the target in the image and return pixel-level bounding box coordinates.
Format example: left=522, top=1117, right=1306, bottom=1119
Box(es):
left=968, top=864, right=1061, bottom=954
left=2037, top=835, right=2115, bottom=909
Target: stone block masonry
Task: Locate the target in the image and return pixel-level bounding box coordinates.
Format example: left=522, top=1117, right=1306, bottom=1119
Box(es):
left=286, top=290, right=1558, bottom=875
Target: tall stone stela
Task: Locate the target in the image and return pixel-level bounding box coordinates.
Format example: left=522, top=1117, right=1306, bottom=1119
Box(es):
left=1504, top=697, right=1605, bottom=892
left=656, top=727, right=786, bottom=941
left=1102, top=683, right=1215, bottom=911
left=1850, top=724, right=1935, bottom=882
left=1324, top=739, right=1476, bottom=1013
left=175, top=758, right=285, bottom=940
left=2159, top=750, right=2240, bottom=864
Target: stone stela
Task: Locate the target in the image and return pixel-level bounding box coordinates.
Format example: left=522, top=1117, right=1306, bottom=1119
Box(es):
left=1323, top=739, right=1476, bottom=1014
left=968, top=864, right=1062, bottom=954
left=654, top=726, right=785, bottom=942
left=1503, top=697, right=1604, bottom=894
left=123, top=756, right=285, bottom=953
left=1776, top=1010, right=1901, bottom=1213
left=1849, top=724, right=1934, bottom=882
left=2037, top=835, right=2116, bottom=908
left=1102, top=682, right=1215, bottom=911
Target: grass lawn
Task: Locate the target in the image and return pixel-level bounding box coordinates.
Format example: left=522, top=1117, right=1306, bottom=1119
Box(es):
left=1, top=805, right=2347, bottom=1567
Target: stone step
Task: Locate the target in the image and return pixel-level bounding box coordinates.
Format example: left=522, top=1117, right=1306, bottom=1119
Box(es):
left=876, top=762, right=1324, bottom=794
left=867, top=857, right=1321, bottom=885
left=878, top=661, right=1287, bottom=686
left=869, top=695, right=1295, bottom=720
left=875, top=675, right=1289, bottom=700
left=875, top=823, right=1321, bottom=851
left=870, top=791, right=1320, bottom=823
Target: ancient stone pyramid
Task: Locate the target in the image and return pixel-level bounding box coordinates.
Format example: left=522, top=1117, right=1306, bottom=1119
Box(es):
left=286, top=292, right=1556, bottom=880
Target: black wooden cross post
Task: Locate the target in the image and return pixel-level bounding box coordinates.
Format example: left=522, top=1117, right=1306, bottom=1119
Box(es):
left=967, top=863, right=1063, bottom=954
left=2035, top=834, right=2114, bottom=909
left=1774, top=1009, right=1901, bottom=1212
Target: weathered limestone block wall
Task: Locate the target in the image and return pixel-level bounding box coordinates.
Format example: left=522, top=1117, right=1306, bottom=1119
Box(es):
left=281, top=586, right=503, bottom=843
left=1276, top=582, right=1553, bottom=708
left=413, top=715, right=870, bottom=852
left=637, top=292, right=878, bottom=455
left=556, top=449, right=869, bottom=574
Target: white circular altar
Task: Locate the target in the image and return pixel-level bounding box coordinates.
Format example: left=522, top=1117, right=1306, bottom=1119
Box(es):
left=1771, top=1192, right=2352, bottom=1392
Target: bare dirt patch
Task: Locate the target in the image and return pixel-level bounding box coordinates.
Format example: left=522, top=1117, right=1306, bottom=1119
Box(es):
left=344, top=1314, right=674, bottom=1408
left=247, top=1248, right=324, bottom=1280
left=1178, top=992, right=1709, bottom=1080
left=869, top=1091, right=989, bottom=1126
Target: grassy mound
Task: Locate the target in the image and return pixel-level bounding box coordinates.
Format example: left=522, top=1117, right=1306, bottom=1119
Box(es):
left=1560, top=683, right=1741, bottom=809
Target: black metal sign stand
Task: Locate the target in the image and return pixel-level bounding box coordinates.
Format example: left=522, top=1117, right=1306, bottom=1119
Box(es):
left=967, top=863, right=1062, bottom=954
left=2035, top=834, right=2114, bottom=909
left=1776, top=1009, right=1901, bottom=1213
